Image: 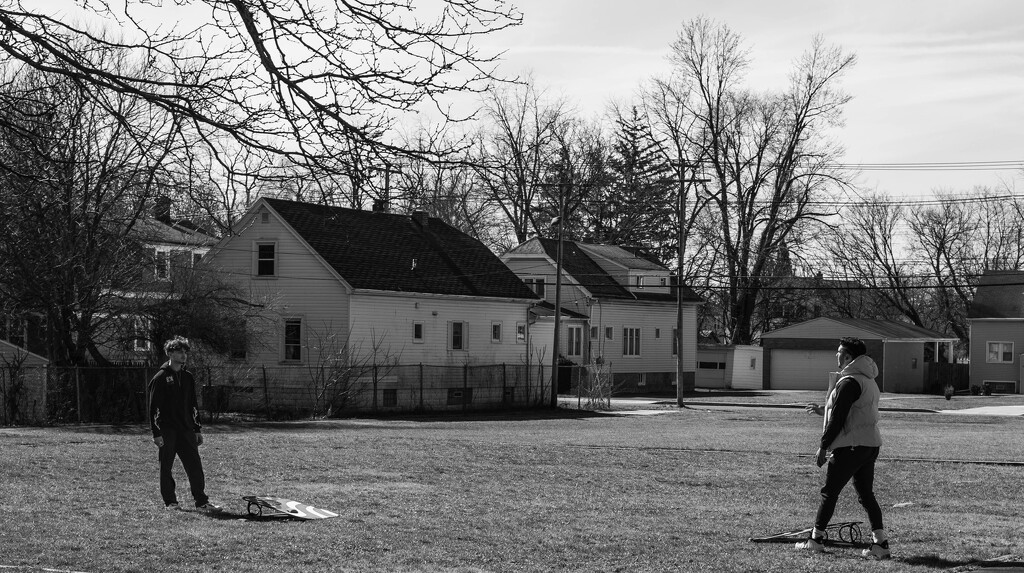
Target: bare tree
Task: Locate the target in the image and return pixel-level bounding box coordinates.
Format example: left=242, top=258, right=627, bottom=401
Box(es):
left=668, top=18, right=856, bottom=343
left=0, top=1, right=521, bottom=183
left=819, top=193, right=929, bottom=327
left=474, top=76, right=571, bottom=243
left=0, top=58, right=181, bottom=366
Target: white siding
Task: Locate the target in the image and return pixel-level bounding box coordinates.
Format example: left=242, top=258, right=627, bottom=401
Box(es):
left=590, top=300, right=697, bottom=375
left=730, top=346, right=764, bottom=390
left=205, top=206, right=350, bottom=366
left=349, top=293, right=544, bottom=367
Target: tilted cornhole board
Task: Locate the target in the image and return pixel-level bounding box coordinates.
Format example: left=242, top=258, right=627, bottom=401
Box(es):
left=750, top=521, right=865, bottom=548
left=242, top=496, right=339, bottom=520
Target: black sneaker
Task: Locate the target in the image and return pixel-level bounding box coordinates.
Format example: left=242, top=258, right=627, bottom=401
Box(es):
left=196, top=502, right=223, bottom=513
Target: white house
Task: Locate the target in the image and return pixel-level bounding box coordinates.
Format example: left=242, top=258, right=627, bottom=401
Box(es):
left=501, top=238, right=703, bottom=394
left=203, top=198, right=552, bottom=412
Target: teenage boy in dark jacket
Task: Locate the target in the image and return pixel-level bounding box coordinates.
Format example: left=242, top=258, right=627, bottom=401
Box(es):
left=148, top=336, right=221, bottom=512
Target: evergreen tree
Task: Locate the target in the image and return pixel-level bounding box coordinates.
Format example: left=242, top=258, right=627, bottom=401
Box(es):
left=597, top=106, right=676, bottom=263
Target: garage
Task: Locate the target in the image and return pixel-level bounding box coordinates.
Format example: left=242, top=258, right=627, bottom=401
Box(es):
left=768, top=349, right=836, bottom=390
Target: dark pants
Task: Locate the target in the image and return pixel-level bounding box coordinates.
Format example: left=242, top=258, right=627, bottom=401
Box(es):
left=815, top=445, right=884, bottom=532
left=158, top=430, right=209, bottom=507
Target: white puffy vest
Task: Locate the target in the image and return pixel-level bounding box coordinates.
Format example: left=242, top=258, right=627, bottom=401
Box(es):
left=823, top=371, right=882, bottom=449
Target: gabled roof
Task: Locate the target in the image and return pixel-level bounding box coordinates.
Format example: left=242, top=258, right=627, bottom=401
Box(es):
left=504, top=237, right=702, bottom=303
left=967, top=270, right=1024, bottom=319
left=261, top=198, right=539, bottom=300
left=577, top=243, right=665, bottom=272
left=135, top=217, right=219, bottom=248
left=761, top=317, right=957, bottom=341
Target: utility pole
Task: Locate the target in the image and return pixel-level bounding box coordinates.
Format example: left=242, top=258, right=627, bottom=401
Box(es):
left=539, top=181, right=589, bottom=409
left=672, top=161, right=709, bottom=408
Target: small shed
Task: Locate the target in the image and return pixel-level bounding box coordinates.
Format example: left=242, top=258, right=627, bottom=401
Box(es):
left=760, top=317, right=958, bottom=393
left=695, top=344, right=763, bottom=390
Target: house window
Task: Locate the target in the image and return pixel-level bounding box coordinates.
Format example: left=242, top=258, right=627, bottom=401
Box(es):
left=447, top=388, right=473, bottom=405
left=131, top=316, right=151, bottom=351
left=623, top=327, right=641, bottom=357
left=412, top=322, right=424, bottom=343
left=516, top=322, right=526, bottom=344
left=566, top=325, right=583, bottom=357
left=283, top=319, right=302, bottom=361
left=260, top=211, right=270, bottom=224
left=523, top=278, right=545, bottom=298
left=193, top=252, right=203, bottom=267
left=655, top=328, right=661, bottom=339
left=605, top=327, right=613, bottom=340
left=154, top=249, right=170, bottom=280
left=750, top=357, right=757, bottom=369
left=1, top=315, right=26, bottom=348
left=986, top=341, right=1014, bottom=364
left=660, top=277, right=667, bottom=287
left=256, top=243, right=277, bottom=277
left=635, top=276, right=644, bottom=289
left=449, top=321, right=466, bottom=351
left=382, top=389, right=398, bottom=407
left=491, top=322, right=502, bottom=343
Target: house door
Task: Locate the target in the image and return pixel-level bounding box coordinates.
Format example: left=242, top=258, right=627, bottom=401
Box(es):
left=769, top=349, right=836, bottom=390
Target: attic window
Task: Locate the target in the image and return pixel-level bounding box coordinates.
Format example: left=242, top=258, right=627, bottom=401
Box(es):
left=256, top=242, right=277, bottom=277
left=261, top=211, right=269, bottom=223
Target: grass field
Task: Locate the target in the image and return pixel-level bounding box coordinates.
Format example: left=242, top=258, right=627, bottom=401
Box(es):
left=1, top=398, right=1022, bottom=573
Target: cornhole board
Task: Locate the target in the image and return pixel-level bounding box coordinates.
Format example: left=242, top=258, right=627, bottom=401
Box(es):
left=242, top=496, right=339, bottom=520
left=750, top=521, right=866, bottom=548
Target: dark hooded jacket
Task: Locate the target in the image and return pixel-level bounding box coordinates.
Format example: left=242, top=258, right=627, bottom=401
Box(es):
left=148, top=362, right=201, bottom=438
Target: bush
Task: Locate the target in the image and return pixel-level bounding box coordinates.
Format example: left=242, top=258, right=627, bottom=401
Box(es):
left=970, top=384, right=982, bottom=396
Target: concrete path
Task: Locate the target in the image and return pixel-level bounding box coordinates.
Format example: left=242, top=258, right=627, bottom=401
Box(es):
left=938, top=405, right=1024, bottom=416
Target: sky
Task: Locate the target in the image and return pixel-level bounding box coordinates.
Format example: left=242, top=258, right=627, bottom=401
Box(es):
left=478, top=0, right=1024, bottom=199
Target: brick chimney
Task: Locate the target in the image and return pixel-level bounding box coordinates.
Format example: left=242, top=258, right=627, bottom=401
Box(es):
left=153, top=195, right=172, bottom=223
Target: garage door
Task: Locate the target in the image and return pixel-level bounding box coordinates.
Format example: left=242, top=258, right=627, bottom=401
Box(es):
left=769, top=349, right=836, bottom=390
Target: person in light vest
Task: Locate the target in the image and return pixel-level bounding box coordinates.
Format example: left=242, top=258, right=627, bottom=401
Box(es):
left=795, top=337, right=890, bottom=559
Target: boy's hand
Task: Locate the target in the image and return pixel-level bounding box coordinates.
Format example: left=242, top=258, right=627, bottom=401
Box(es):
left=815, top=447, right=828, bottom=467
left=196, top=432, right=204, bottom=446
left=805, top=403, right=824, bottom=416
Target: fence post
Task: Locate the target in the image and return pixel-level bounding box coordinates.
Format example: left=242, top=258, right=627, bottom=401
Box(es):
left=261, top=365, right=270, bottom=417
left=373, top=363, right=379, bottom=413
left=75, top=366, right=82, bottom=423
left=463, top=363, right=468, bottom=414
left=418, top=363, right=424, bottom=411
left=502, top=363, right=507, bottom=408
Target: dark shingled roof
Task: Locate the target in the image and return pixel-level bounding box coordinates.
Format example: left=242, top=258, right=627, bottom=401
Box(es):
left=535, top=238, right=703, bottom=303
left=968, top=270, right=1024, bottom=319
left=262, top=198, right=539, bottom=300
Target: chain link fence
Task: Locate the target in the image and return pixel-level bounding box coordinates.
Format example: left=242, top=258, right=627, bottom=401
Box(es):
left=1, top=362, right=564, bottom=425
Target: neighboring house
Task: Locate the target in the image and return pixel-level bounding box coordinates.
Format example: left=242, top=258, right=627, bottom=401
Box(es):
left=695, top=344, right=763, bottom=390
left=100, top=196, right=220, bottom=363
left=760, top=317, right=959, bottom=393
left=966, top=270, right=1024, bottom=394
left=0, top=338, right=49, bottom=368
left=203, top=197, right=550, bottom=411
left=501, top=237, right=703, bottom=394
